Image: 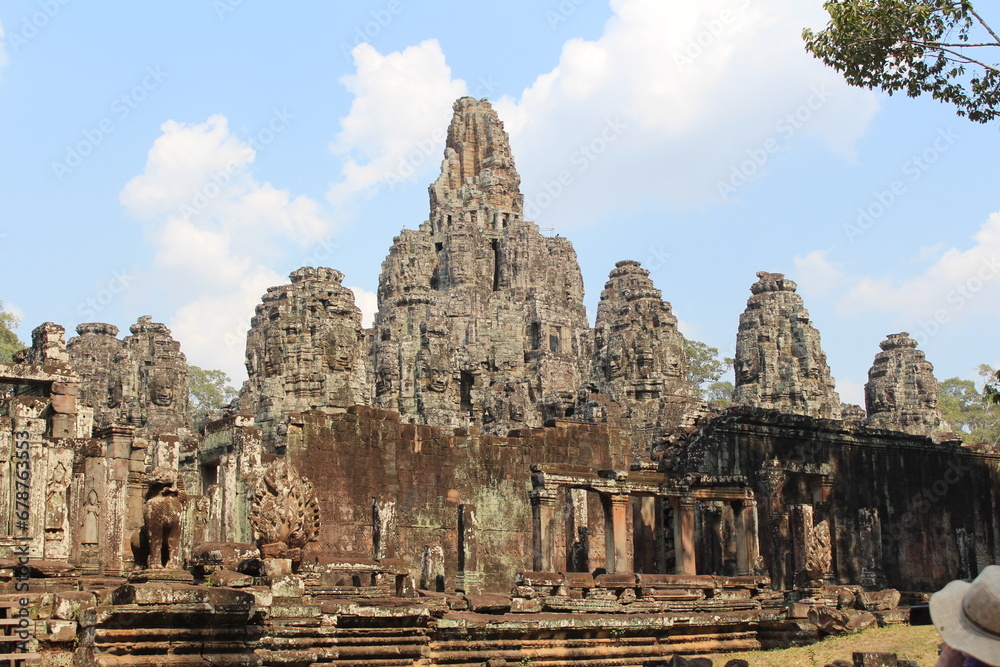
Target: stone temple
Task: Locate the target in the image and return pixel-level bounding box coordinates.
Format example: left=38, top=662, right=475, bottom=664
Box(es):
left=0, top=97, right=996, bottom=666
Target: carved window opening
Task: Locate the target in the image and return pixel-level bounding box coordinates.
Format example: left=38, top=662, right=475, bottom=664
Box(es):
left=460, top=371, right=474, bottom=414
left=491, top=239, right=500, bottom=291
left=435, top=242, right=443, bottom=253
left=549, top=327, right=562, bottom=354
left=447, top=215, right=453, bottom=227
left=201, top=461, right=219, bottom=494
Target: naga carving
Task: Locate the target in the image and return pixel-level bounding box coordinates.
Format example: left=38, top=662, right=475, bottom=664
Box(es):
left=249, top=459, right=321, bottom=550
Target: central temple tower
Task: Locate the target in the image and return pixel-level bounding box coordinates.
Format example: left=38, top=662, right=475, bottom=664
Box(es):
left=372, top=97, right=590, bottom=432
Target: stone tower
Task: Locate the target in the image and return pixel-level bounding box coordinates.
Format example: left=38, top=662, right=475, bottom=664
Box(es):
left=244, top=267, right=371, bottom=447
left=66, top=323, right=122, bottom=430
left=733, top=272, right=840, bottom=419
left=587, top=260, right=702, bottom=440
left=865, top=332, right=951, bottom=440
left=372, top=97, right=590, bottom=432
left=66, top=317, right=192, bottom=436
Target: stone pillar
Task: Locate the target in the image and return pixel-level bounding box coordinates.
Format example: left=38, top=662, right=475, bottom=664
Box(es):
left=372, top=498, right=397, bottom=560
left=457, top=504, right=481, bottom=594
left=531, top=489, right=558, bottom=572
left=419, top=545, right=445, bottom=592
left=633, top=496, right=657, bottom=574
left=608, top=494, right=632, bottom=574
left=564, top=488, right=589, bottom=572
left=735, top=499, right=760, bottom=576
left=675, top=496, right=697, bottom=575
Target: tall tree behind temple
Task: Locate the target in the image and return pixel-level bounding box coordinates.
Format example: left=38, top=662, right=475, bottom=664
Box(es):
left=0, top=301, right=25, bottom=363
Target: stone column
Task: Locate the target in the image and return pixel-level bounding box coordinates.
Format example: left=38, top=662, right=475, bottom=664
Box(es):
left=633, top=496, right=657, bottom=574
left=608, top=494, right=632, bottom=574
left=564, top=488, right=589, bottom=572
left=457, top=504, right=481, bottom=594
left=675, top=496, right=697, bottom=575
left=735, top=499, right=760, bottom=576
left=372, top=498, right=397, bottom=559
left=531, top=488, right=558, bottom=572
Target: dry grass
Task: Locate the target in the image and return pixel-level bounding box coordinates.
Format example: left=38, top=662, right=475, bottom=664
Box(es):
left=690, top=625, right=942, bottom=667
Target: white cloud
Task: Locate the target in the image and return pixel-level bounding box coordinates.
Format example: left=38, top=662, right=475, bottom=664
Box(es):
left=327, top=40, right=469, bottom=205
left=793, top=250, right=847, bottom=295
left=836, top=377, right=866, bottom=408
left=347, top=286, right=377, bottom=328
left=326, top=1, right=879, bottom=228
left=842, top=212, right=1000, bottom=323
left=121, top=115, right=334, bottom=380
left=170, top=267, right=284, bottom=383
left=493, top=0, right=880, bottom=223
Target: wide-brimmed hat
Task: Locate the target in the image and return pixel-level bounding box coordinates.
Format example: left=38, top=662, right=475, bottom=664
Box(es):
left=931, top=565, right=1000, bottom=665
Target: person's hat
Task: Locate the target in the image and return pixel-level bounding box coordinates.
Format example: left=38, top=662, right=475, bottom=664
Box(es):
left=931, top=565, right=1000, bottom=665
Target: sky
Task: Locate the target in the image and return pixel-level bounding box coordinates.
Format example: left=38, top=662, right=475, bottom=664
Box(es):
left=1, top=0, right=998, bottom=406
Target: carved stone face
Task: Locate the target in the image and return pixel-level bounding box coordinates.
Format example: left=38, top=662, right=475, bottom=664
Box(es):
left=736, top=355, right=759, bottom=384
left=107, top=380, right=123, bottom=408
left=325, top=331, right=356, bottom=372
left=427, top=366, right=450, bottom=393
left=150, top=375, right=173, bottom=407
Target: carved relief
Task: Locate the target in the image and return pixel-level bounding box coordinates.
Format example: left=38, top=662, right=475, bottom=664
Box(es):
left=249, top=459, right=320, bottom=550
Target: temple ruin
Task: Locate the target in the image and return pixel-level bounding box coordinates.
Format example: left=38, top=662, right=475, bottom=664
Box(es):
left=0, top=97, right=997, bottom=666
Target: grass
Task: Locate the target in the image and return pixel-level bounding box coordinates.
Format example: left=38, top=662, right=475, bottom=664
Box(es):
left=690, top=625, right=942, bottom=667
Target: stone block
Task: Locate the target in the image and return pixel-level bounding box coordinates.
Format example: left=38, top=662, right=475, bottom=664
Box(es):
left=510, top=597, right=542, bottom=613
left=271, top=574, right=305, bottom=597
left=45, top=619, right=77, bottom=643
left=50, top=393, right=77, bottom=415
left=50, top=382, right=79, bottom=396
left=50, top=413, right=76, bottom=439
left=210, top=569, right=253, bottom=588
left=857, top=589, right=900, bottom=611
left=264, top=558, right=293, bottom=578
left=53, top=591, right=97, bottom=620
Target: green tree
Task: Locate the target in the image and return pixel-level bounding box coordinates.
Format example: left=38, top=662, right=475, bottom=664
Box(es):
left=803, top=0, right=1000, bottom=123
left=0, top=301, right=25, bottom=363
left=938, top=367, right=1000, bottom=446
left=188, top=365, right=238, bottom=425
left=684, top=338, right=734, bottom=406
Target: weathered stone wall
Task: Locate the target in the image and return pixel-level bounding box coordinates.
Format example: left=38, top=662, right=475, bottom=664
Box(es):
left=733, top=272, right=841, bottom=419
left=284, top=406, right=630, bottom=592
left=669, top=407, right=999, bottom=591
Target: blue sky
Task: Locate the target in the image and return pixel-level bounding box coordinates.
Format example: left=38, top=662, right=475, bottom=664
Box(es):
left=1, top=0, right=998, bottom=406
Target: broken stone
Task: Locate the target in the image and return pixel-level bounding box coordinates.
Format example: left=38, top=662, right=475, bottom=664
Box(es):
left=857, top=589, right=900, bottom=611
